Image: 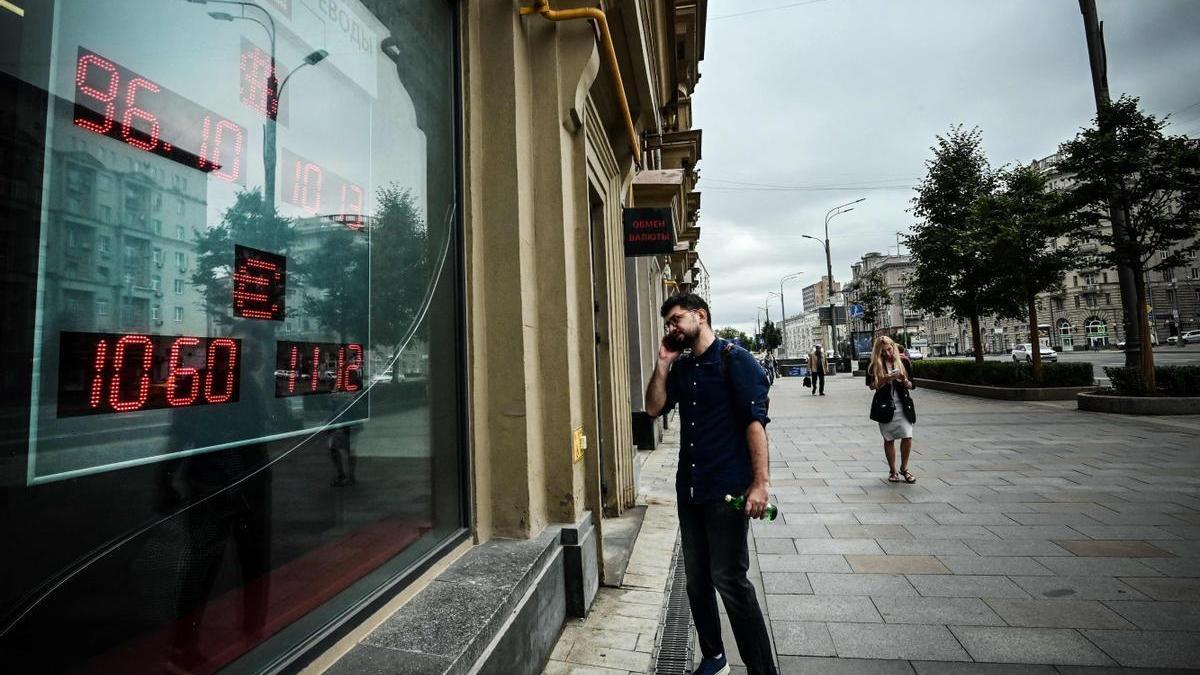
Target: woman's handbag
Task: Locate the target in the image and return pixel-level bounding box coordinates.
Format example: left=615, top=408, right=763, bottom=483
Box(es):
left=803, top=375, right=812, bottom=387
left=869, top=386, right=895, bottom=423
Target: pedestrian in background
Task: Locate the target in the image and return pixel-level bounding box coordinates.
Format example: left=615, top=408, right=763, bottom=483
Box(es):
left=867, top=336, right=917, bottom=483
left=808, top=345, right=828, bottom=396
left=645, top=293, right=779, bottom=675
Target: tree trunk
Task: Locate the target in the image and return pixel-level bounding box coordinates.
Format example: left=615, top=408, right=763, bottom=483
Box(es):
left=1027, top=290, right=1042, bottom=383
left=969, top=312, right=984, bottom=366
left=1133, top=272, right=1156, bottom=392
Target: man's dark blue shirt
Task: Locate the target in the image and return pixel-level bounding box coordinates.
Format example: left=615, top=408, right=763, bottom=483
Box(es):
left=662, top=337, right=771, bottom=504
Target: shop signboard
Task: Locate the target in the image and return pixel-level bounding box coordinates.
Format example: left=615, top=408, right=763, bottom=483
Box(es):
left=623, top=207, right=675, bottom=256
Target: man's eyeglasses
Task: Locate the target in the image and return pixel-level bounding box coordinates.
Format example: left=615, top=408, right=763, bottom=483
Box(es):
left=663, top=310, right=695, bottom=331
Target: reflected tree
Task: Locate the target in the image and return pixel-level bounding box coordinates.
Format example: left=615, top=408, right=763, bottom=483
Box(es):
left=190, top=189, right=293, bottom=329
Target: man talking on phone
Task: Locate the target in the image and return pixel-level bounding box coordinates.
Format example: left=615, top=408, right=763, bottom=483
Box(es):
left=645, top=293, right=778, bottom=675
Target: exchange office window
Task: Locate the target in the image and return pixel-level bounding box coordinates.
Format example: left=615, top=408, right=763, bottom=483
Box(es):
left=0, top=1, right=463, bottom=673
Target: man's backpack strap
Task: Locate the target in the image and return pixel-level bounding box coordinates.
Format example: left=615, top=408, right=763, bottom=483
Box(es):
left=720, top=342, right=770, bottom=418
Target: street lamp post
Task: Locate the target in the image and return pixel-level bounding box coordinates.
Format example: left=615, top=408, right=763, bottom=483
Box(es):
left=803, top=197, right=864, bottom=364
left=191, top=0, right=327, bottom=219
left=779, top=271, right=803, bottom=357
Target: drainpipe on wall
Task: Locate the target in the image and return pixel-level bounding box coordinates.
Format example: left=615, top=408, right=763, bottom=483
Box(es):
left=519, top=0, right=643, bottom=169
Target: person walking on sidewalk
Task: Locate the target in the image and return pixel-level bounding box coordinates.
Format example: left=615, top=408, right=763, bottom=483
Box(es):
left=645, top=293, right=779, bottom=675
left=807, top=345, right=829, bottom=396
left=866, top=336, right=918, bottom=483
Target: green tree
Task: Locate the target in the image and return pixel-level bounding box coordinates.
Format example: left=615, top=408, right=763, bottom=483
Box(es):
left=716, top=326, right=752, bottom=347
left=976, top=164, right=1079, bottom=381
left=761, top=320, right=782, bottom=352
left=855, top=267, right=892, bottom=332
left=907, top=126, right=1014, bottom=365
left=370, top=184, right=430, bottom=379
left=1056, top=96, right=1200, bottom=392
left=190, top=189, right=293, bottom=328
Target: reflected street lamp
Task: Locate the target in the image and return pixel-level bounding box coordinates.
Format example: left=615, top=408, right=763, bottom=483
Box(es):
left=191, top=0, right=328, bottom=213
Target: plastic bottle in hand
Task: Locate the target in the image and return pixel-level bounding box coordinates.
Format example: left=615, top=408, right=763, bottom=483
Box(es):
left=725, top=494, right=779, bottom=521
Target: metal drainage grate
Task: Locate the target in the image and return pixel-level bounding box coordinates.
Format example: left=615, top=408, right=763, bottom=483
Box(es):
left=652, top=539, right=694, bottom=675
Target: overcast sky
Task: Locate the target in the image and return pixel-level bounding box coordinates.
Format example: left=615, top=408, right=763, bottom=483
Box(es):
left=693, top=0, right=1200, bottom=335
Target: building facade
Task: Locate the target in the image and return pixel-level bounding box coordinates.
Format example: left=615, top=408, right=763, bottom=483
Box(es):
left=0, top=1, right=706, bottom=673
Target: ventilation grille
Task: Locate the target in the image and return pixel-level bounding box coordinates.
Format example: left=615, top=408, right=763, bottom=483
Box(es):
left=652, top=539, right=693, bottom=674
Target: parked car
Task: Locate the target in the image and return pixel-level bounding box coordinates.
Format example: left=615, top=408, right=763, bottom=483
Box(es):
left=1182, top=330, right=1200, bottom=345
left=906, top=348, right=924, bottom=361
left=1011, top=343, right=1057, bottom=362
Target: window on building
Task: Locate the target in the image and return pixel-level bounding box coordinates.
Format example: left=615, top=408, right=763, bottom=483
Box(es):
left=1101, top=272, right=1108, bottom=283
left=1074, top=296, right=1080, bottom=308
left=1191, top=268, right=1199, bottom=280
left=4, top=2, right=465, bottom=669
left=1162, top=268, right=1174, bottom=282
left=1104, top=293, right=1111, bottom=305
left=1073, top=276, right=1078, bottom=287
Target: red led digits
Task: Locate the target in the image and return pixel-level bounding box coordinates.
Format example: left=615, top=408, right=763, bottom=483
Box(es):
left=287, top=345, right=299, bottom=393
left=310, top=346, right=321, bottom=392
left=239, top=45, right=278, bottom=119
left=109, top=334, right=154, bottom=412
left=59, top=332, right=242, bottom=417
left=74, top=53, right=119, bottom=134
left=121, top=77, right=161, bottom=151
left=233, top=246, right=286, bottom=321
left=275, top=341, right=364, bottom=397
left=200, top=118, right=244, bottom=183
left=291, top=161, right=323, bottom=215
left=344, top=344, right=363, bottom=392
left=203, top=338, right=238, bottom=404
left=165, top=337, right=201, bottom=406
left=88, top=339, right=108, bottom=409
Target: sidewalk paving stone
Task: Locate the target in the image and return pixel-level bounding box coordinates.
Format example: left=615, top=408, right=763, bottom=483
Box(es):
left=766, top=594, right=883, bottom=623
left=905, top=574, right=1031, bottom=599
left=912, top=663, right=1057, bottom=675
left=1081, top=629, right=1200, bottom=668
left=775, top=656, right=915, bottom=674
left=845, top=555, right=949, bottom=575
left=948, top=625, right=1115, bottom=665
left=1053, top=539, right=1175, bottom=557
left=1102, top=600, right=1200, bottom=630
left=826, top=623, right=970, bottom=661
left=870, top=596, right=1004, bottom=626
left=981, top=598, right=1134, bottom=629
left=963, top=539, right=1074, bottom=557
left=770, top=621, right=836, bottom=656
left=1118, top=576, right=1200, bottom=601
left=1009, top=575, right=1149, bottom=601
left=1031, top=556, right=1163, bottom=577
left=935, top=556, right=1053, bottom=576
left=808, top=573, right=919, bottom=597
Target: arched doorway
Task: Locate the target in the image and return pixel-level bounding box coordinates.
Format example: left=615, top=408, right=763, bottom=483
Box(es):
left=1085, top=317, right=1109, bottom=349
left=1058, top=319, right=1074, bottom=351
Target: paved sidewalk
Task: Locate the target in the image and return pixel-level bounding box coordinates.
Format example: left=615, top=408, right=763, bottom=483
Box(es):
left=755, top=373, right=1200, bottom=673
left=542, top=425, right=681, bottom=675
left=546, top=372, right=1200, bottom=673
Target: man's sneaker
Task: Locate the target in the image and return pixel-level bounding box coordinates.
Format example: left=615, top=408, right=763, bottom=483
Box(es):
left=694, top=653, right=730, bottom=675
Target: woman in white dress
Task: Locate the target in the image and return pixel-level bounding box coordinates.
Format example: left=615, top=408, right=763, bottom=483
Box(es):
left=866, top=336, right=917, bottom=483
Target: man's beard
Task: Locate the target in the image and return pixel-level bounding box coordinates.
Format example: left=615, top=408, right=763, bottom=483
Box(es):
left=665, top=326, right=699, bottom=351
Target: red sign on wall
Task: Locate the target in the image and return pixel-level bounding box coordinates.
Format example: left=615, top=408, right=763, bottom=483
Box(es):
left=623, top=207, right=675, bottom=257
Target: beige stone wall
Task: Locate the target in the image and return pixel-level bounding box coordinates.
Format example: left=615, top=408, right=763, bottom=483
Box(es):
left=461, top=1, right=644, bottom=544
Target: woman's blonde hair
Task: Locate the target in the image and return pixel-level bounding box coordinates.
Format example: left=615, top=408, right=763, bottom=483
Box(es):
left=870, top=336, right=905, bottom=382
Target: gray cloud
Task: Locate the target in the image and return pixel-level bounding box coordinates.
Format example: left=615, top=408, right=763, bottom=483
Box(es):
left=694, top=0, right=1200, bottom=333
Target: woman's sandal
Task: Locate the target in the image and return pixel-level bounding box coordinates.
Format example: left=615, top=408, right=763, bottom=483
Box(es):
left=887, top=471, right=901, bottom=483
left=899, top=468, right=917, bottom=484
